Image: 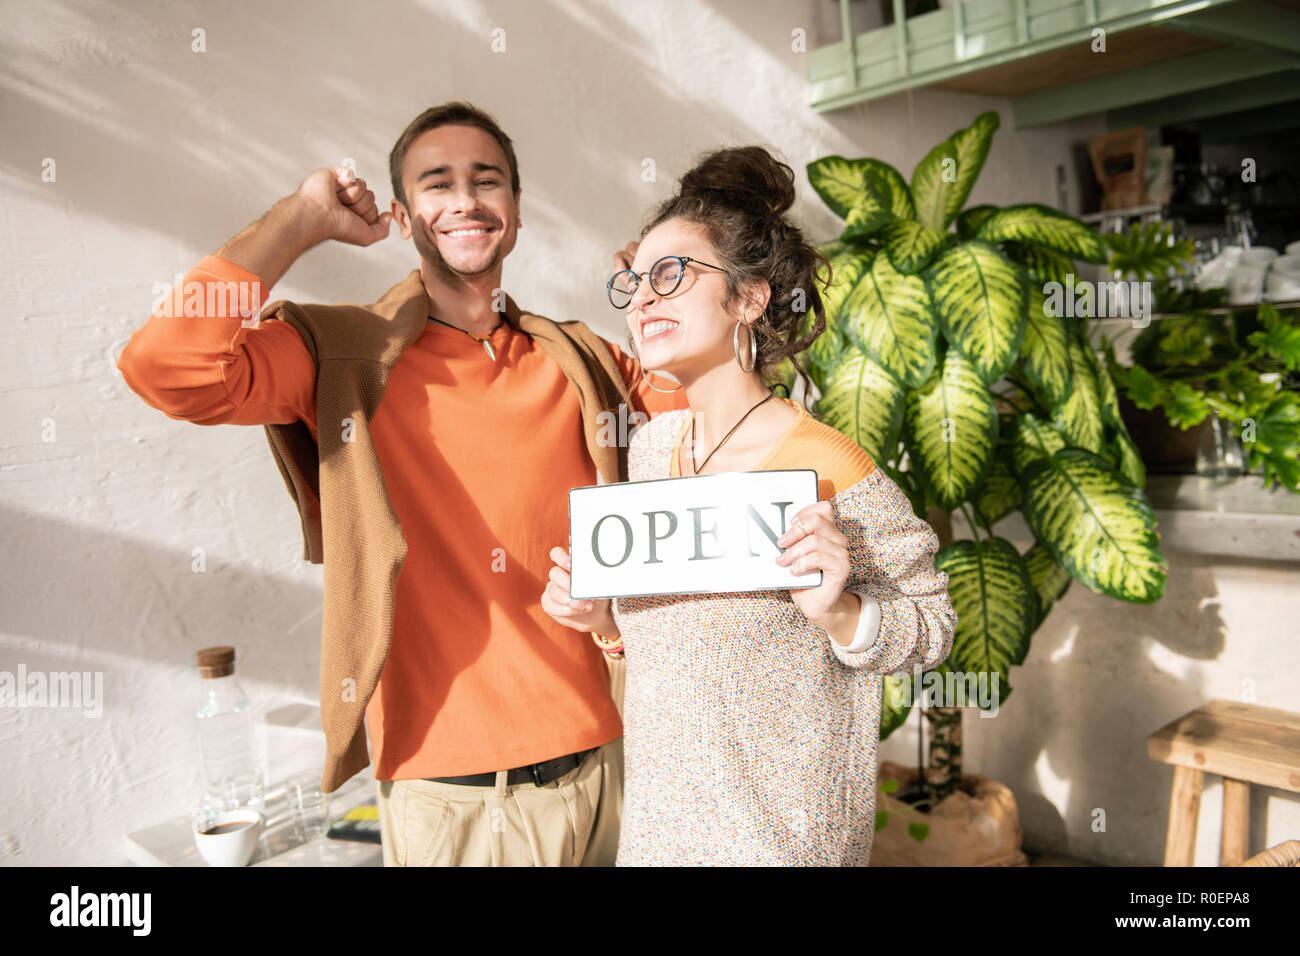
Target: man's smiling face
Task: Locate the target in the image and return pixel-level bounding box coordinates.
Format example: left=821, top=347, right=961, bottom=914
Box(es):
left=394, top=124, right=520, bottom=278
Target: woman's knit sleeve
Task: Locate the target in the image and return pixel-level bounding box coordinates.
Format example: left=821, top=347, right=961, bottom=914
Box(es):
left=826, top=469, right=957, bottom=673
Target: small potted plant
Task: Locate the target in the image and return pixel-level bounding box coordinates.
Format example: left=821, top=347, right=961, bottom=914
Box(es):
left=1099, top=222, right=1300, bottom=491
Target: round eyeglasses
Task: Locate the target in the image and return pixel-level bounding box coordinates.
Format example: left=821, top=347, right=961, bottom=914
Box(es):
left=607, top=255, right=727, bottom=309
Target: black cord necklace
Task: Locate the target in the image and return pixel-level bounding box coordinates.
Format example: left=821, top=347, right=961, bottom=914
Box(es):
left=428, top=314, right=499, bottom=361
left=689, top=391, right=776, bottom=475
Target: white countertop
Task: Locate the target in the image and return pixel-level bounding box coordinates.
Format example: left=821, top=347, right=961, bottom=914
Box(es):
left=125, top=769, right=382, bottom=867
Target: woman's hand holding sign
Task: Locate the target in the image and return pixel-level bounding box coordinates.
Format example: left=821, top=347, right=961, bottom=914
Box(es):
left=775, top=500, right=863, bottom=647
left=542, top=546, right=621, bottom=639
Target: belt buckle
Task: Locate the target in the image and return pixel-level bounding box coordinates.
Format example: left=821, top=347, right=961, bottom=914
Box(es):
left=530, top=762, right=547, bottom=787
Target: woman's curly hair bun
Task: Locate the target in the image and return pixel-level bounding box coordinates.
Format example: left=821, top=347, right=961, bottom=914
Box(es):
left=644, top=146, right=829, bottom=403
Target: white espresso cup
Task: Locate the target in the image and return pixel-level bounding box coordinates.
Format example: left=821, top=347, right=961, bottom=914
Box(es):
left=193, top=808, right=263, bottom=867
left=1240, top=247, right=1278, bottom=268
left=1227, top=265, right=1267, bottom=305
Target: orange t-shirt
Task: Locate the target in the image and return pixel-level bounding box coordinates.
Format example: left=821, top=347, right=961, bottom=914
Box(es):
left=117, top=255, right=688, bottom=778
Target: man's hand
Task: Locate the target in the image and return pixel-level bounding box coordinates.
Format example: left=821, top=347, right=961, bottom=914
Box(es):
left=214, top=167, right=393, bottom=291
left=613, top=240, right=639, bottom=273
left=291, top=167, right=392, bottom=248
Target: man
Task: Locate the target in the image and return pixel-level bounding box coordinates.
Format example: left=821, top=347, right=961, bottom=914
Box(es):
left=117, top=102, right=686, bottom=865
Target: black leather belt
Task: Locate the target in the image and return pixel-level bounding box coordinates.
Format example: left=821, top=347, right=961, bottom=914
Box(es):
left=424, top=747, right=596, bottom=787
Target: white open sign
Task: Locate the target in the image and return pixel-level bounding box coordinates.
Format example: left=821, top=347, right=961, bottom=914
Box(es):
left=567, top=470, right=823, bottom=600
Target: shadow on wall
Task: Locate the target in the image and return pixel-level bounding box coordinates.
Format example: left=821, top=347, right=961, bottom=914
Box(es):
left=3, top=0, right=820, bottom=772
left=0, top=0, right=855, bottom=864
left=0, top=0, right=819, bottom=313
left=990, top=549, right=1238, bottom=864
left=3, top=0, right=1179, bottom=863
left=0, top=500, right=325, bottom=863
left=0, top=502, right=323, bottom=694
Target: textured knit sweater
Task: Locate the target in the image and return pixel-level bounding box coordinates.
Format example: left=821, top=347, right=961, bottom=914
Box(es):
left=612, top=401, right=957, bottom=865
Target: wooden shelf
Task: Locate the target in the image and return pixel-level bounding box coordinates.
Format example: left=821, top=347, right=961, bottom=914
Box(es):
left=808, top=0, right=1300, bottom=129
left=1089, top=299, right=1300, bottom=322
left=931, top=24, right=1222, bottom=98
left=1078, top=203, right=1165, bottom=224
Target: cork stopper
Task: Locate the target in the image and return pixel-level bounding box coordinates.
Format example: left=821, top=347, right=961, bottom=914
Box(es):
left=197, top=646, right=236, bottom=679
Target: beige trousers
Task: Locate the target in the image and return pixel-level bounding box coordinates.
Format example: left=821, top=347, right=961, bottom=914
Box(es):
left=377, top=735, right=623, bottom=866
left=377, top=658, right=627, bottom=866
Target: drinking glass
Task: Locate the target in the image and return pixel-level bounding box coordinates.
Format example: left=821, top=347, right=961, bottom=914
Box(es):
left=283, top=770, right=330, bottom=840
left=1195, top=414, right=1245, bottom=478
left=1225, top=209, right=1257, bottom=249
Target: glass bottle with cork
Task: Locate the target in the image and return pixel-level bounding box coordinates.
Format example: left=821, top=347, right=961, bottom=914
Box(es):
left=194, top=646, right=266, bottom=812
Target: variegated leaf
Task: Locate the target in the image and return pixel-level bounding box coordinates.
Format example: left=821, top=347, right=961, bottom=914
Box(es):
left=799, top=275, right=845, bottom=378
left=859, top=159, right=917, bottom=222
left=1011, top=243, right=1075, bottom=288
left=911, top=111, right=1000, bottom=231
left=807, top=156, right=892, bottom=239
left=817, top=351, right=905, bottom=463
left=1018, top=286, right=1073, bottom=410
left=935, top=537, right=1035, bottom=698
left=807, top=322, right=844, bottom=377
left=976, top=203, right=1106, bottom=263
left=1020, top=449, right=1167, bottom=602
left=879, top=673, right=916, bottom=741
left=1010, top=412, right=1066, bottom=473
left=1107, top=429, right=1146, bottom=488
left=956, top=204, right=998, bottom=241
left=904, top=349, right=997, bottom=509
left=927, top=240, right=1028, bottom=384
left=828, top=249, right=938, bottom=388
left=1023, top=541, right=1072, bottom=622
left=807, top=156, right=882, bottom=219
left=844, top=195, right=892, bottom=242
left=973, top=451, right=1021, bottom=526
left=882, top=219, right=948, bottom=275
left=1053, top=338, right=1106, bottom=453
left=1085, top=340, right=1124, bottom=429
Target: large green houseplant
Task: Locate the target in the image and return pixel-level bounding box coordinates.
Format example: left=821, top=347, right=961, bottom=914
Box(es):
left=800, top=112, right=1169, bottom=805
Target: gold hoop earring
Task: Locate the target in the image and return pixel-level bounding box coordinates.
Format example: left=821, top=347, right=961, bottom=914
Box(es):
left=734, top=319, right=757, bottom=373
left=626, top=332, right=683, bottom=393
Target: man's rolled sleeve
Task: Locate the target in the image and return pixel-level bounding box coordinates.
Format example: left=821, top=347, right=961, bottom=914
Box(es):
left=117, top=255, right=316, bottom=426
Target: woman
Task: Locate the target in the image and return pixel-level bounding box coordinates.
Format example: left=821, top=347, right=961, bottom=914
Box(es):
left=541, top=146, right=957, bottom=865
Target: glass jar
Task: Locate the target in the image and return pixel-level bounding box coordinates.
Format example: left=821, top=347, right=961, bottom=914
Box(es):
left=1194, top=414, right=1246, bottom=478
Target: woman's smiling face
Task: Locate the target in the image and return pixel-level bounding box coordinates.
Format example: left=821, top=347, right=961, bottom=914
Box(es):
left=624, top=217, right=763, bottom=380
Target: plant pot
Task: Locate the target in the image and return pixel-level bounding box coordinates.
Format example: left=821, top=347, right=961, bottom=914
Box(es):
left=1117, top=391, right=1207, bottom=474
left=870, top=760, right=1029, bottom=866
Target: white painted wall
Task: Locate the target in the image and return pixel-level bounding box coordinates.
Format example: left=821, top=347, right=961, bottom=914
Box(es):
left=895, top=545, right=1300, bottom=867
left=2, top=0, right=1291, bottom=866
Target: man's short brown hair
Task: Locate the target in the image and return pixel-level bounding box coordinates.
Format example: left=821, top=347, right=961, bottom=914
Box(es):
left=388, top=102, right=520, bottom=207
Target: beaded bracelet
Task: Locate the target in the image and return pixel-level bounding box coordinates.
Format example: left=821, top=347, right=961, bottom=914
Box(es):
left=591, top=632, right=624, bottom=656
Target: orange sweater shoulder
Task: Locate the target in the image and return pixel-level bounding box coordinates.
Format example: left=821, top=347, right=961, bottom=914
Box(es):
left=767, top=401, right=877, bottom=500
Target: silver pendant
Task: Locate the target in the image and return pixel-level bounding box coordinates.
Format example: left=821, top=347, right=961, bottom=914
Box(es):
left=482, top=340, right=496, bottom=362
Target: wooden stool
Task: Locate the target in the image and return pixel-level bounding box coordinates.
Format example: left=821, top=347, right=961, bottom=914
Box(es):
left=1148, top=698, right=1300, bottom=866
